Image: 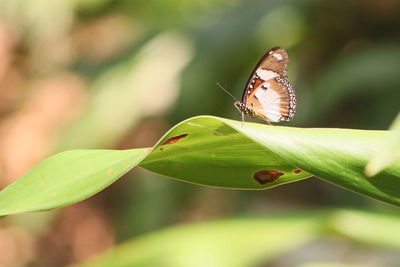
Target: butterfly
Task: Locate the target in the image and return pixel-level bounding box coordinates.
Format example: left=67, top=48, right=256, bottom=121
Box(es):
left=230, top=47, right=296, bottom=122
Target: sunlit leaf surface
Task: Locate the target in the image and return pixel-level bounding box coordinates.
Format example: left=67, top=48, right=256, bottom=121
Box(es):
left=73, top=209, right=400, bottom=267
left=366, top=112, right=400, bottom=176
left=0, top=116, right=399, bottom=216
left=330, top=209, right=400, bottom=249
left=142, top=116, right=400, bottom=206
left=0, top=149, right=149, bottom=216
left=74, top=215, right=320, bottom=267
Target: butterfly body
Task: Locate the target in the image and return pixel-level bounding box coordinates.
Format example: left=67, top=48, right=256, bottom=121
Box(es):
left=235, top=47, right=296, bottom=122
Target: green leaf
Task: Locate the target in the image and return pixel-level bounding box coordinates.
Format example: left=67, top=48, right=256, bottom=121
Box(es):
left=72, top=209, right=400, bottom=267
left=73, top=215, right=320, bottom=267
left=141, top=117, right=311, bottom=189
left=297, top=263, right=362, bottom=267
left=366, top=112, right=400, bottom=176
left=0, top=115, right=399, bottom=216
left=141, top=116, right=400, bottom=206
left=0, top=149, right=149, bottom=216
left=329, top=209, right=400, bottom=249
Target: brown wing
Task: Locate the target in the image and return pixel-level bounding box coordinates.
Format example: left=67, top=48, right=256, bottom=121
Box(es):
left=241, top=47, right=289, bottom=104
left=258, top=47, right=288, bottom=77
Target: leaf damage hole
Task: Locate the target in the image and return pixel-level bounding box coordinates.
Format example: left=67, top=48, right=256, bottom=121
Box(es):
left=294, top=169, right=302, bottom=174
left=253, top=170, right=284, bottom=184
left=162, top=134, right=188, bottom=145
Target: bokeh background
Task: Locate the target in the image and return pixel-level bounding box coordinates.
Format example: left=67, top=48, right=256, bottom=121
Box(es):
left=0, top=0, right=399, bottom=266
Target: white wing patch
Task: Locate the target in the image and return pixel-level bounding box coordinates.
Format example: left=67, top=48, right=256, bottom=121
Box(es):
left=272, top=52, right=283, bottom=61
left=256, top=69, right=278, bottom=81
left=254, top=83, right=281, bottom=122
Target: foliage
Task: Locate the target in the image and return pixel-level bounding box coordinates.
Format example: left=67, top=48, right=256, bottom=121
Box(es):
left=1, top=116, right=399, bottom=217
left=74, top=209, right=400, bottom=267
left=0, top=0, right=399, bottom=265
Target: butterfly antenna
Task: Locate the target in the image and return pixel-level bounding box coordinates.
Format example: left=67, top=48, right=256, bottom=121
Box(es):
left=216, top=82, right=239, bottom=102
left=217, top=82, right=246, bottom=126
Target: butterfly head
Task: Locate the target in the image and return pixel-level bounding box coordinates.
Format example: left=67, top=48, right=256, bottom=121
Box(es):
left=234, top=101, right=255, bottom=118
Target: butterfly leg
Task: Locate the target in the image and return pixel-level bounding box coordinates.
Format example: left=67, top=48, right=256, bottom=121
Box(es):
left=241, top=112, right=246, bottom=127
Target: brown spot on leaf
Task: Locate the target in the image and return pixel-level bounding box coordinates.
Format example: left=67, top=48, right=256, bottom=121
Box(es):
left=159, top=147, right=164, bottom=151
left=294, top=169, right=302, bottom=174
left=253, top=170, right=284, bottom=184
left=162, top=134, right=188, bottom=145
left=107, top=169, right=115, bottom=176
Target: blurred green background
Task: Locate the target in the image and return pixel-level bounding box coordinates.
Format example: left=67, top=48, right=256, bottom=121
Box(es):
left=0, top=0, right=399, bottom=266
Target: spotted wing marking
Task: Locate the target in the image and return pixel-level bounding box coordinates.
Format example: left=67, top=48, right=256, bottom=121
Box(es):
left=236, top=47, right=296, bottom=122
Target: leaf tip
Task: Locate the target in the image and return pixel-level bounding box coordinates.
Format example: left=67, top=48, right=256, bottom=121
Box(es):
left=364, top=164, right=379, bottom=177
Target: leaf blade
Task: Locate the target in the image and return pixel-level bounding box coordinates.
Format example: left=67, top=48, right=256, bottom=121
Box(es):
left=141, top=116, right=400, bottom=206
left=74, top=215, right=320, bottom=267
left=0, top=149, right=149, bottom=216
left=365, top=112, right=400, bottom=176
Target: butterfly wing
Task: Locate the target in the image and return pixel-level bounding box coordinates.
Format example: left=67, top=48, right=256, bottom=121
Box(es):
left=246, top=77, right=295, bottom=122
left=241, top=47, right=296, bottom=122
